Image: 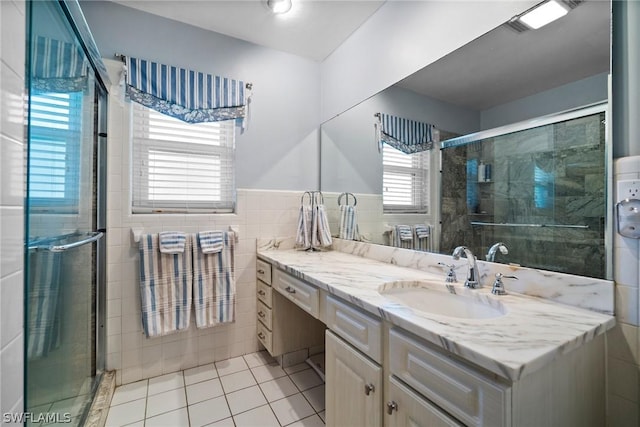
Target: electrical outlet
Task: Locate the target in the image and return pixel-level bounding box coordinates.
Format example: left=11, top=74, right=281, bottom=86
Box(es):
left=617, top=180, right=640, bottom=202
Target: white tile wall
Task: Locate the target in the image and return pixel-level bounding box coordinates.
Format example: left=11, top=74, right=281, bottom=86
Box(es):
left=608, top=157, right=640, bottom=426
left=0, top=0, right=25, bottom=422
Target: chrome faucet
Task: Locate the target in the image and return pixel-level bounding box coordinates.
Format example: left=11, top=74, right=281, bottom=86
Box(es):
left=486, top=242, right=508, bottom=262
left=452, top=246, right=480, bottom=289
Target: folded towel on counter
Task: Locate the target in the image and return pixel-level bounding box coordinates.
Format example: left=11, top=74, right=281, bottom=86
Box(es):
left=192, top=231, right=236, bottom=328
left=139, top=233, right=193, bottom=337
left=198, top=231, right=224, bottom=254
left=158, top=231, right=187, bottom=253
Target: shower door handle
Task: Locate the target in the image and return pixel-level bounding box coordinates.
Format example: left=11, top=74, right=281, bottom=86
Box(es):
left=30, top=231, right=104, bottom=252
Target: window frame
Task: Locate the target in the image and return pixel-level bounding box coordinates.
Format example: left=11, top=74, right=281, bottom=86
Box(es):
left=382, top=144, right=430, bottom=214
left=131, top=103, right=236, bottom=214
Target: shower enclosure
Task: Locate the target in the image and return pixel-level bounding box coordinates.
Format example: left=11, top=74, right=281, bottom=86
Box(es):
left=25, top=1, right=107, bottom=424
left=440, top=103, right=608, bottom=279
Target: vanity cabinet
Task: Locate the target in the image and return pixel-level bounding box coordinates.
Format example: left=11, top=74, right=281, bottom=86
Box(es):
left=326, top=330, right=382, bottom=427
left=255, top=261, right=324, bottom=357
left=257, top=256, right=607, bottom=427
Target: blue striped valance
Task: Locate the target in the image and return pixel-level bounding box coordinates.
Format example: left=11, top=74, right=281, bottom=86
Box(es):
left=376, top=113, right=434, bottom=154
left=125, top=56, right=250, bottom=125
left=32, top=36, right=88, bottom=92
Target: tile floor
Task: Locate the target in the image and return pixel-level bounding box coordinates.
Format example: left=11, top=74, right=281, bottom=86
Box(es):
left=105, top=351, right=326, bottom=427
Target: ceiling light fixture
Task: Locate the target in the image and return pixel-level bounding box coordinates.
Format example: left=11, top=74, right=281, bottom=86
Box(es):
left=267, top=0, right=293, bottom=15
left=518, top=0, right=569, bottom=29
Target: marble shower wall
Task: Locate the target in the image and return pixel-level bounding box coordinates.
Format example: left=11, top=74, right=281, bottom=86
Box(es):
left=441, top=112, right=606, bottom=278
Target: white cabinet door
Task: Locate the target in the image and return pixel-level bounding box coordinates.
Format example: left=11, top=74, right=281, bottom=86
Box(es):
left=386, top=376, right=463, bottom=427
left=326, top=330, right=382, bottom=427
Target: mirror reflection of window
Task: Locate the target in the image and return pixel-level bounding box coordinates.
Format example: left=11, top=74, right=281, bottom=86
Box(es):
left=382, top=145, right=429, bottom=213
left=29, top=90, right=83, bottom=212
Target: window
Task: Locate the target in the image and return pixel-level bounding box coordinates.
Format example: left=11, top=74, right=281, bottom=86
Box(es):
left=28, top=91, right=82, bottom=211
left=132, top=103, right=236, bottom=213
left=382, top=145, right=429, bottom=213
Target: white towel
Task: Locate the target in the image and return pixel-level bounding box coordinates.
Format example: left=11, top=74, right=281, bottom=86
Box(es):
left=158, top=231, right=187, bottom=253
left=192, top=231, right=236, bottom=328
left=198, top=231, right=224, bottom=254
left=296, top=205, right=312, bottom=249
left=339, top=205, right=360, bottom=241
left=139, top=234, right=193, bottom=337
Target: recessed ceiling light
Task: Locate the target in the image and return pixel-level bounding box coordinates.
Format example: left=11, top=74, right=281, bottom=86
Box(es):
left=519, top=0, right=569, bottom=30
left=267, top=0, right=293, bottom=15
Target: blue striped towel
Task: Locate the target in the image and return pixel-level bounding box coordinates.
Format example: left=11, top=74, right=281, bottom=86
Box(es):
left=192, top=231, right=236, bottom=328
left=313, top=205, right=333, bottom=247
left=139, top=233, right=193, bottom=337
left=414, top=225, right=431, bottom=251
left=26, top=250, right=62, bottom=359
left=392, top=225, right=414, bottom=249
left=198, top=231, right=224, bottom=254
left=339, top=205, right=360, bottom=241
left=414, top=224, right=430, bottom=239
left=159, top=231, right=187, bottom=253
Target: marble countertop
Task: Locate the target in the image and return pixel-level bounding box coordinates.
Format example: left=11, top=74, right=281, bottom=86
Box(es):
left=257, top=248, right=615, bottom=382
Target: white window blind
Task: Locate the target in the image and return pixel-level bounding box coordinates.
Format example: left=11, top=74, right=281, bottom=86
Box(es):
left=383, top=144, right=429, bottom=213
left=29, top=91, right=82, bottom=210
left=132, top=103, right=236, bottom=213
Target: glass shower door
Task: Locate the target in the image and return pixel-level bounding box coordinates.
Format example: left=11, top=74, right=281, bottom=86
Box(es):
left=25, top=1, right=105, bottom=424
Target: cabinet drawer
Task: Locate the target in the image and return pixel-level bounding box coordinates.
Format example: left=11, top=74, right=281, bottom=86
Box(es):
left=257, top=321, right=272, bottom=353
left=389, top=329, right=509, bottom=427
left=325, top=295, right=382, bottom=364
left=257, top=300, right=272, bottom=330
left=273, top=269, right=319, bottom=318
left=387, top=376, right=463, bottom=427
left=257, top=280, right=272, bottom=307
left=256, top=259, right=272, bottom=285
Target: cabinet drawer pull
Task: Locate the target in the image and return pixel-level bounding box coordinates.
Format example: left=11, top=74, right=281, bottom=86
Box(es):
left=258, top=269, right=265, bottom=274
left=364, top=383, right=375, bottom=396
left=285, top=286, right=296, bottom=294
left=258, top=332, right=265, bottom=340
left=386, top=401, right=398, bottom=415
left=258, top=290, right=266, bottom=296
left=258, top=311, right=266, bottom=318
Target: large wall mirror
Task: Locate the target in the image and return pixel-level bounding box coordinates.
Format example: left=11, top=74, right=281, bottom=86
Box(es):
left=320, top=0, right=611, bottom=279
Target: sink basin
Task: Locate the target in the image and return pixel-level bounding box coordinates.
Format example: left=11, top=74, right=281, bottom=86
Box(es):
left=379, top=280, right=506, bottom=319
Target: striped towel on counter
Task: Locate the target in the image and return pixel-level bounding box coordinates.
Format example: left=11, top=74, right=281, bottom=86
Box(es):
left=26, top=250, right=62, bottom=359
left=192, top=231, right=236, bottom=328
left=339, top=204, right=360, bottom=241
left=139, top=233, right=193, bottom=337
left=413, top=224, right=431, bottom=252
left=159, top=231, right=187, bottom=253
left=295, top=205, right=312, bottom=249
left=198, top=231, right=224, bottom=254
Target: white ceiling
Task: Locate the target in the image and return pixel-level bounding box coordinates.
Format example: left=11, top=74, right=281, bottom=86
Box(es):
left=397, top=0, right=610, bottom=110
left=111, top=0, right=386, bottom=61
left=109, top=0, right=610, bottom=111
